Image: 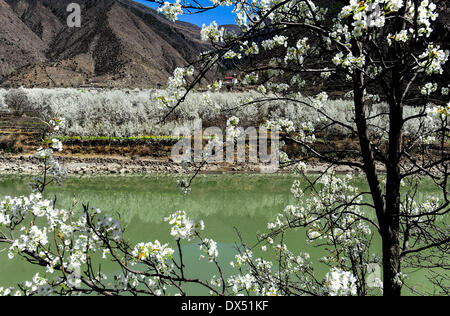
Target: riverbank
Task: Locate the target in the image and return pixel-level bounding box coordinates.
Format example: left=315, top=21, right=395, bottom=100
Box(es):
left=0, top=154, right=386, bottom=175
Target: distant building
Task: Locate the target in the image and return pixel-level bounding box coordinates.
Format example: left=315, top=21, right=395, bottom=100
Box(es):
left=223, top=75, right=238, bottom=91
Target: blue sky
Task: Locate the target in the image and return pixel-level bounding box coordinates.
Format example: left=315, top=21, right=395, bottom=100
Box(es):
left=133, top=0, right=236, bottom=26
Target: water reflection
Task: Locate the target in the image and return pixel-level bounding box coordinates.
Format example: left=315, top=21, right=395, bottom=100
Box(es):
left=0, top=173, right=443, bottom=294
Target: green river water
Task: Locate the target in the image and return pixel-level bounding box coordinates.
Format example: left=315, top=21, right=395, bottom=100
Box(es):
left=0, top=174, right=445, bottom=295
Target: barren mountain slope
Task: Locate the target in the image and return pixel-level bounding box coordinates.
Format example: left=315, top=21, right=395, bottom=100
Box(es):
left=0, top=0, right=47, bottom=79
left=5, top=0, right=63, bottom=45
left=0, top=0, right=208, bottom=88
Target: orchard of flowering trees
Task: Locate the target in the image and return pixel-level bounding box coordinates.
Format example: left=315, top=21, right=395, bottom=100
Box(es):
left=0, top=0, right=449, bottom=296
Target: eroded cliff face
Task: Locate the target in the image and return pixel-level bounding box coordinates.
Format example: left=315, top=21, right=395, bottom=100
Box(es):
left=0, top=0, right=47, bottom=78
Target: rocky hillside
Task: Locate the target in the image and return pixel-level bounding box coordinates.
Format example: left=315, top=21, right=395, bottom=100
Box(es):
left=0, top=0, right=448, bottom=89
left=0, top=0, right=208, bottom=88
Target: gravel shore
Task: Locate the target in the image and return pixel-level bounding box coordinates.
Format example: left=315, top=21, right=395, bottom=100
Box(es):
left=0, top=155, right=384, bottom=175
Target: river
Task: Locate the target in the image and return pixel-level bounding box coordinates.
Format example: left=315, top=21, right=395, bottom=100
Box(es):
left=0, top=174, right=444, bottom=295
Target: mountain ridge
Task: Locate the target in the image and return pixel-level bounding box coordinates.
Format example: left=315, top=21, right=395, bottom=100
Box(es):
left=1, top=0, right=448, bottom=88
left=0, top=0, right=209, bottom=88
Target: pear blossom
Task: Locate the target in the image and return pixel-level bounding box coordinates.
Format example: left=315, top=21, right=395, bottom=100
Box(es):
left=325, top=268, right=357, bottom=296
left=157, top=0, right=183, bottom=22
left=201, top=21, right=224, bottom=42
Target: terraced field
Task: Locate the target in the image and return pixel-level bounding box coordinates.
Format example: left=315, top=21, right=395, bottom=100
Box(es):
left=0, top=111, right=46, bottom=135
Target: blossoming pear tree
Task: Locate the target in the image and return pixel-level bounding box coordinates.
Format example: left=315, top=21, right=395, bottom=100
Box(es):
left=150, top=0, right=449, bottom=296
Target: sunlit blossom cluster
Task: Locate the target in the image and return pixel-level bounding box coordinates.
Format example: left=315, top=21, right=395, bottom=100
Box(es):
left=201, top=21, right=224, bottom=42
left=157, top=0, right=183, bottom=22
left=324, top=268, right=357, bottom=296
left=164, top=210, right=204, bottom=241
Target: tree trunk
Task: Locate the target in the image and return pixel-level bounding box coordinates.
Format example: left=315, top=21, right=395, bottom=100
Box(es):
left=382, top=152, right=403, bottom=297
left=381, top=215, right=402, bottom=296
left=382, top=65, right=404, bottom=296
left=352, top=47, right=405, bottom=295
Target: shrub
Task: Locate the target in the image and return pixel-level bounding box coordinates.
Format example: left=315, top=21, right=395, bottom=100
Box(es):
left=3, top=88, right=31, bottom=116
